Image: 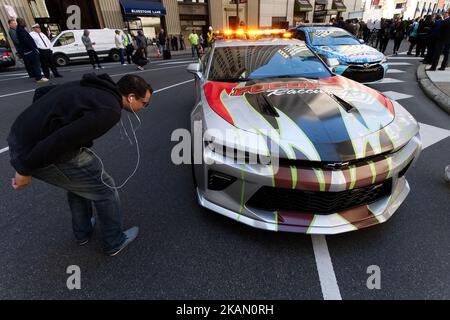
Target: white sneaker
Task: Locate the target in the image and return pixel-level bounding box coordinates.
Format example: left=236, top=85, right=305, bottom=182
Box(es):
left=122, top=63, right=128, bottom=66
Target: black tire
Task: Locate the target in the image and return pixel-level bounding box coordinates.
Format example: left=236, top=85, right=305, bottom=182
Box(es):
left=54, top=54, right=69, bottom=67
left=109, top=49, right=120, bottom=62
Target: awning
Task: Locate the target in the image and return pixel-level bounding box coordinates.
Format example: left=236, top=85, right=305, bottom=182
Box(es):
left=332, top=0, right=347, bottom=12
left=315, top=0, right=328, bottom=5
left=120, top=0, right=166, bottom=17
left=295, top=0, right=313, bottom=12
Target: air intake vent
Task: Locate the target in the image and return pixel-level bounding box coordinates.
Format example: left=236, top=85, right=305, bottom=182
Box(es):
left=208, top=171, right=237, bottom=191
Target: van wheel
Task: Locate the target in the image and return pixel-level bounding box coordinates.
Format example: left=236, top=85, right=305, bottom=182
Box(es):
left=109, top=50, right=120, bottom=62
left=54, top=54, right=69, bottom=67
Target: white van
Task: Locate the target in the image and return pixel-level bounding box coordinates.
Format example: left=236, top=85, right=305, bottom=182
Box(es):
left=50, top=28, right=122, bottom=67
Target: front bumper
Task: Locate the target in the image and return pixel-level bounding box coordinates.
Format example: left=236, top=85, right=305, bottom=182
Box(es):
left=333, top=63, right=388, bottom=84
left=195, top=132, right=421, bottom=235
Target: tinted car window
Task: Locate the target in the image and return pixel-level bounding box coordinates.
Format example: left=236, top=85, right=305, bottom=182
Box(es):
left=295, top=30, right=307, bottom=41
left=208, top=44, right=331, bottom=81
left=309, top=29, right=360, bottom=46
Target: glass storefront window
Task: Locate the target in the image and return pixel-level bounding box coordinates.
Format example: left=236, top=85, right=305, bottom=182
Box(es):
left=29, top=0, right=50, bottom=18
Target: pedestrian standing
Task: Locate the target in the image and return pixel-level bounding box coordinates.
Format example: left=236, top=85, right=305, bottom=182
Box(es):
left=123, top=29, right=134, bottom=64
left=115, top=30, right=126, bottom=65
left=378, top=19, right=392, bottom=54
left=199, top=33, right=205, bottom=54
left=424, top=15, right=443, bottom=64
left=188, top=30, right=200, bottom=58
left=15, top=18, right=47, bottom=83
left=8, top=19, right=33, bottom=78
left=30, top=24, right=62, bottom=78
left=82, top=29, right=103, bottom=70
left=157, top=29, right=166, bottom=57
left=428, top=8, right=450, bottom=71
left=207, top=26, right=215, bottom=48
left=179, top=33, right=185, bottom=50
left=8, top=73, right=153, bottom=256
left=392, top=19, right=405, bottom=55
left=407, top=18, right=420, bottom=55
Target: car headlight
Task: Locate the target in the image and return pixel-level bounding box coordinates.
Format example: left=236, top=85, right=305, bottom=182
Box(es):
left=338, top=60, right=348, bottom=65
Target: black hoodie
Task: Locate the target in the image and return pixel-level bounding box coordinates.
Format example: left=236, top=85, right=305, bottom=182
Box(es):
left=8, top=73, right=123, bottom=175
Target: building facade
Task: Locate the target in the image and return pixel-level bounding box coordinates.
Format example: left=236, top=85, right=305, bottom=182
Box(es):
left=2, top=0, right=450, bottom=54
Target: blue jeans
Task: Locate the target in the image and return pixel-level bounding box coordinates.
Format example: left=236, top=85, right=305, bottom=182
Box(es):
left=31, top=150, right=126, bottom=252
left=119, top=48, right=125, bottom=64
left=23, top=50, right=43, bottom=80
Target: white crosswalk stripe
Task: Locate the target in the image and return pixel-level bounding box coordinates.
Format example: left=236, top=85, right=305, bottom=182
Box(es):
left=382, top=91, right=413, bottom=101
left=377, top=77, right=404, bottom=84
left=387, top=62, right=412, bottom=66
left=386, top=69, right=405, bottom=74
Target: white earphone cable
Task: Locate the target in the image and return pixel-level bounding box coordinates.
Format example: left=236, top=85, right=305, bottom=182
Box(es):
left=82, top=98, right=142, bottom=190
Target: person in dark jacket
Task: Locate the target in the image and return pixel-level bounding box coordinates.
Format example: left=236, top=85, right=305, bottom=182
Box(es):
left=8, top=18, right=33, bottom=78
left=392, top=18, right=406, bottom=55
left=378, top=19, right=392, bottom=54
left=132, top=48, right=148, bottom=71
left=8, top=73, right=153, bottom=256
left=428, top=8, right=450, bottom=71
left=15, top=17, right=47, bottom=83
left=424, top=15, right=443, bottom=64
left=416, top=15, right=434, bottom=57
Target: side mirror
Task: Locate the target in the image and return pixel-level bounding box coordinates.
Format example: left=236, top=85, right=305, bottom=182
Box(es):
left=358, top=39, right=365, bottom=44
left=326, top=58, right=340, bottom=68
left=187, top=63, right=202, bottom=78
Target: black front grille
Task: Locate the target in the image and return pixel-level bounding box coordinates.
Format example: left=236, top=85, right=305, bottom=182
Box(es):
left=342, top=64, right=384, bottom=83
left=247, top=179, right=392, bottom=214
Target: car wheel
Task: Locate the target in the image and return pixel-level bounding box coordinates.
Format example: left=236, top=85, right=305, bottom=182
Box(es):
left=54, top=54, right=69, bottom=67
left=109, top=49, right=120, bottom=62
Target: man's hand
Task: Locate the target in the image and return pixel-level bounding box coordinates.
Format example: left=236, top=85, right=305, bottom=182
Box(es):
left=12, top=172, right=32, bottom=190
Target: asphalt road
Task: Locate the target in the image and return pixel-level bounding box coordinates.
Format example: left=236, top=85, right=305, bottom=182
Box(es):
left=0, top=43, right=449, bottom=300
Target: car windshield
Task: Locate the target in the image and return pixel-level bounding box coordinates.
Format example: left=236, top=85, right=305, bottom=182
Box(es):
left=309, top=29, right=360, bottom=46
left=208, top=44, right=331, bottom=81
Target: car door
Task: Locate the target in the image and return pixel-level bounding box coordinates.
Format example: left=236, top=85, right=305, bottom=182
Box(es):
left=51, top=31, right=80, bottom=57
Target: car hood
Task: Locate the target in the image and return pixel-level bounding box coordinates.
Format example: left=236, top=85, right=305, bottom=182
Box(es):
left=203, top=76, right=397, bottom=162
left=313, top=44, right=384, bottom=64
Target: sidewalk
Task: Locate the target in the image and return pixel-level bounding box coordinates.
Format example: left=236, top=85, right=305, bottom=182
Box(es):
left=417, top=57, right=450, bottom=115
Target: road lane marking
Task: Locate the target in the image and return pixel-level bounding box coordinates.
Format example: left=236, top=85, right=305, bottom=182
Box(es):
left=419, top=123, right=450, bottom=149
left=0, top=147, right=9, bottom=154
left=0, top=76, right=29, bottom=82
left=386, top=69, right=405, bottom=74
left=377, top=78, right=404, bottom=84
left=0, top=65, right=190, bottom=99
left=382, top=91, right=413, bottom=101
left=153, top=79, right=194, bottom=93
left=311, top=235, right=342, bottom=300
left=0, top=89, right=36, bottom=99
left=387, top=62, right=412, bottom=66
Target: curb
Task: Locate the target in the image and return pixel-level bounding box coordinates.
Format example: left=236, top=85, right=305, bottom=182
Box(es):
left=416, top=63, right=450, bottom=114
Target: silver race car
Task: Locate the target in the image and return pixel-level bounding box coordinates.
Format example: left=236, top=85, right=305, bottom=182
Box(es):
left=187, top=36, right=421, bottom=234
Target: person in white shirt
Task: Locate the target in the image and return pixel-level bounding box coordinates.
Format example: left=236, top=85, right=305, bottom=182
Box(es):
left=114, top=30, right=126, bottom=65
left=30, top=24, right=62, bottom=78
